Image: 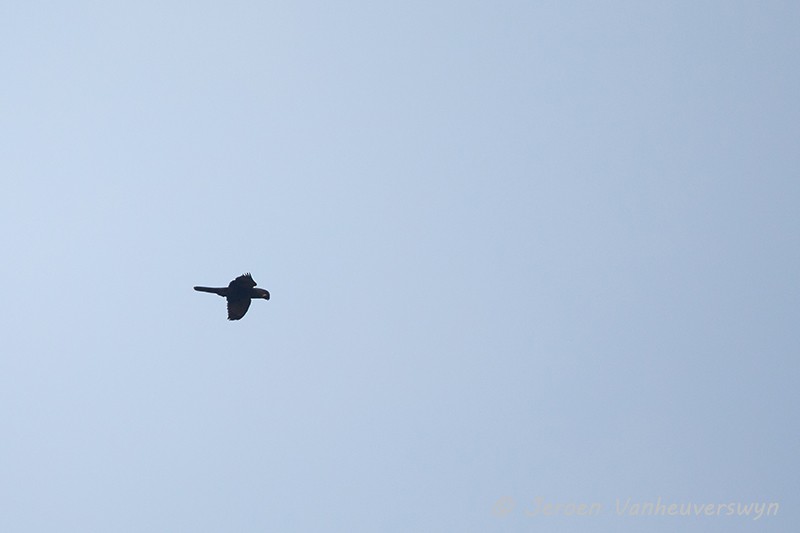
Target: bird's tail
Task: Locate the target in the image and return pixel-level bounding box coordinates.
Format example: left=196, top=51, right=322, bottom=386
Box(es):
left=194, top=286, right=227, bottom=296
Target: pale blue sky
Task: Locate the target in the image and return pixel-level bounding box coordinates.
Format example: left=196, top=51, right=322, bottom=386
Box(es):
left=1, top=1, right=798, bottom=532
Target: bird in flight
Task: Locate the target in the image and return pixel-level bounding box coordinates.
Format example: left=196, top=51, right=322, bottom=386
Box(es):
left=194, top=273, right=270, bottom=320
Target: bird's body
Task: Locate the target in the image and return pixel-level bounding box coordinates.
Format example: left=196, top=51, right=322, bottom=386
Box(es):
left=194, top=273, right=270, bottom=320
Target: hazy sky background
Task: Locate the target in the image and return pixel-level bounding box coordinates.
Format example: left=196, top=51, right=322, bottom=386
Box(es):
left=1, top=1, right=798, bottom=531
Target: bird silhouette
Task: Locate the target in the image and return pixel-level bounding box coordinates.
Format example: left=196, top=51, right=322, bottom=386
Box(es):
left=194, top=273, right=270, bottom=320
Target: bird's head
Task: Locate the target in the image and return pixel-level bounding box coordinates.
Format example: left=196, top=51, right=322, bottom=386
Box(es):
left=255, top=288, right=271, bottom=300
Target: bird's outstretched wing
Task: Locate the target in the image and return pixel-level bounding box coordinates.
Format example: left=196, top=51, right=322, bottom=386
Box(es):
left=227, top=297, right=252, bottom=320
left=229, top=272, right=256, bottom=289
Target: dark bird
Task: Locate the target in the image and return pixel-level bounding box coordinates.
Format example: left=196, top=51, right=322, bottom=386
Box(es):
left=194, top=273, right=270, bottom=320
